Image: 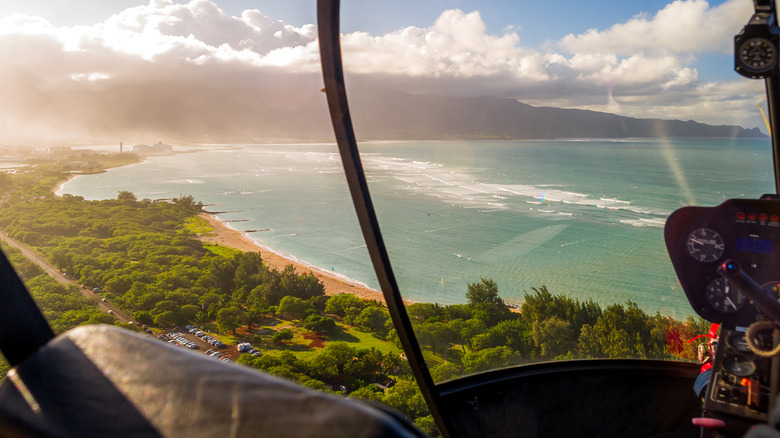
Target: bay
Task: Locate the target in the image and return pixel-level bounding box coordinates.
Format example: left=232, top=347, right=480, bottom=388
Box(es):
left=60, top=138, right=774, bottom=319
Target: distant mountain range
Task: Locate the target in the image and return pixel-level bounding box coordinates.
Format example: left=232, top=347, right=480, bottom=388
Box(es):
left=5, top=81, right=764, bottom=143
left=347, top=89, right=766, bottom=140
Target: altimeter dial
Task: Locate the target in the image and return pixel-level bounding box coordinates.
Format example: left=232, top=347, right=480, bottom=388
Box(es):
left=723, top=355, right=757, bottom=377
left=687, top=228, right=725, bottom=263
left=705, top=277, right=747, bottom=314
left=736, top=37, right=778, bottom=77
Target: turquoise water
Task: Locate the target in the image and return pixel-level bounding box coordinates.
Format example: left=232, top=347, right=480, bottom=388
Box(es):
left=60, top=139, right=774, bottom=318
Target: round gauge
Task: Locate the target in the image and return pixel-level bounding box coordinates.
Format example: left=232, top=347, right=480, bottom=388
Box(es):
left=686, top=228, right=725, bottom=263
left=727, top=332, right=751, bottom=353
left=723, top=355, right=757, bottom=377
left=737, top=37, right=778, bottom=76
left=705, top=277, right=747, bottom=314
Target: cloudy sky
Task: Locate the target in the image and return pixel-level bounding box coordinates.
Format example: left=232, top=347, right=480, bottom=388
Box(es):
left=0, top=0, right=766, bottom=144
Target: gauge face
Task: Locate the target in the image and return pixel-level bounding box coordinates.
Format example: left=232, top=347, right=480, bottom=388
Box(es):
left=705, top=277, right=747, bottom=313
left=727, top=332, right=751, bottom=353
left=723, top=355, right=757, bottom=377
left=686, top=228, right=725, bottom=263
left=737, top=37, right=778, bottom=75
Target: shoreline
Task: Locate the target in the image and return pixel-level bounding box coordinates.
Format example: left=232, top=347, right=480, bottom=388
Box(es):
left=197, top=213, right=402, bottom=305
left=52, top=174, right=77, bottom=196
left=55, top=169, right=400, bottom=306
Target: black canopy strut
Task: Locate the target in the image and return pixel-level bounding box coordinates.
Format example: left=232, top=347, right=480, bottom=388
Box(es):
left=0, top=247, right=54, bottom=366
left=317, top=1, right=454, bottom=436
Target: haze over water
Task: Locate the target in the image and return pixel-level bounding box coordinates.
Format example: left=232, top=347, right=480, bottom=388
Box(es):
left=60, top=139, right=774, bottom=319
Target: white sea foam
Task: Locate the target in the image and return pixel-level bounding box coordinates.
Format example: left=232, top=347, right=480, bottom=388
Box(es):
left=362, top=152, right=671, bottom=227
left=619, top=219, right=665, bottom=228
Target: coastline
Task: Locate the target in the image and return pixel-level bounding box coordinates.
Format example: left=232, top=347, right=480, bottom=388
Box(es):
left=197, top=213, right=401, bottom=305
left=52, top=174, right=78, bottom=196
left=55, top=170, right=398, bottom=305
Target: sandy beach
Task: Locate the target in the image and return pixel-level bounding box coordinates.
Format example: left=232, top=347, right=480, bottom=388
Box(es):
left=197, top=213, right=394, bottom=304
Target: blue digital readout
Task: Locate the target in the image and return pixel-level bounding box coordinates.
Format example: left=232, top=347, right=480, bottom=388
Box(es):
left=736, top=237, right=772, bottom=255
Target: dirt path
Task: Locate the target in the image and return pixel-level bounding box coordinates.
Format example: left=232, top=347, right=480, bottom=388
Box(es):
left=0, top=232, right=134, bottom=324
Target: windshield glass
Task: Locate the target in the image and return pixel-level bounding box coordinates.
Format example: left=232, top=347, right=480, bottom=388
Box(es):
left=0, top=0, right=773, bottom=435
left=334, top=0, right=773, bottom=380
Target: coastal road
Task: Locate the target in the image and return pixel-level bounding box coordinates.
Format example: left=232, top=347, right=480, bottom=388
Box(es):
left=0, top=232, right=134, bottom=324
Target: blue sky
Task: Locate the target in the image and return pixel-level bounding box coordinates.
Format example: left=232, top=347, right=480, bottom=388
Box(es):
left=0, top=0, right=768, bottom=143
left=0, top=1, right=701, bottom=40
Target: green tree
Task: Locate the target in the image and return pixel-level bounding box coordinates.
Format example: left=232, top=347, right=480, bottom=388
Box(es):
left=355, top=306, right=391, bottom=338
left=414, top=416, right=439, bottom=437
left=381, top=378, right=429, bottom=419
left=325, top=293, right=365, bottom=316
left=154, top=310, right=182, bottom=327
left=309, top=341, right=357, bottom=379
left=466, top=278, right=512, bottom=326
left=304, top=314, right=336, bottom=333
left=462, top=346, right=521, bottom=374
left=408, top=302, right=446, bottom=323
left=521, top=286, right=602, bottom=332
left=272, top=328, right=294, bottom=344
left=577, top=302, right=667, bottom=359
left=466, top=278, right=503, bottom=306
left=349, top=385, right=384, bottom=403
left=117, top=191, right=137, bottom=201
left=133, top=311, right=153, bottom=326
left=532, top=316, right=575, bottom=358
left=430, top=362, right=462, bottom=382
left=415, top=322, right=455, bottom=355
left=447, top=318, right=486, bottom=352
left=277, top=296, right=311, bottom=320
left=217, top=306, right=241, bottom=334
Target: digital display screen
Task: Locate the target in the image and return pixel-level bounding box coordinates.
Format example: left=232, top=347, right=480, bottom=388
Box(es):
left=736, top=237, right=772, bottom=255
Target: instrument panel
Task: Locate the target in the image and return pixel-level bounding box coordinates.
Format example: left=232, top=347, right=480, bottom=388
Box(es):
left=704, top=327, right=771, bottom=424
left=665, top=198, right=780, bottom=328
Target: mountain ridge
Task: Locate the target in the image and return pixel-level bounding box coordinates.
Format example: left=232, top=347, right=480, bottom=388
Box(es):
left=347, top=89, right=765, bottom=140
left=1, top=81, right=764, bottom=143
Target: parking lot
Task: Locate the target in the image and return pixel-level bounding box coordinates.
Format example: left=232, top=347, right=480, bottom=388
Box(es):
left=157, top=326, right=239, bottom=362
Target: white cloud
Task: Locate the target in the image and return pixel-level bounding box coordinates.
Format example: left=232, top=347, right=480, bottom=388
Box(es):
left=332, top=0, right=760, bottom=130
left=559, top=0, right=753, bottom=55
left=341, top=10, right=535, bottom=79
left=0, top=0, right=320, bottom=84
left=0, top=0, right=769, bottom=143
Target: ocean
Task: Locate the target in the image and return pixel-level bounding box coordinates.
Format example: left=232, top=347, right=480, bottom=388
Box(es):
left=59, top=138, right=774, bottom=319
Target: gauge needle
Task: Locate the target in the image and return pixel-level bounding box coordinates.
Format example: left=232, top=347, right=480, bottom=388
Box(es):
left=689, top=238, right=703, bottom=245
left=725, top=296, right=736, bottom=309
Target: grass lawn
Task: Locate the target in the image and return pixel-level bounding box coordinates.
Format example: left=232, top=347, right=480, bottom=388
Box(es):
left=330, top=324, right=401, bottom=355
left=245, top=317, right=402, bottom=361
left=184, top=216, right=214, bottom=235
left=183, top=217, right=239, bottom=257
left=202, top=243, right=241, bottom=258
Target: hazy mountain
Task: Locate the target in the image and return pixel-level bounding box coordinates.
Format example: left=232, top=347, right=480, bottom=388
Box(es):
left=2, top=82, right=764, bottom=144
left=347, top=89, right=766, bottom=140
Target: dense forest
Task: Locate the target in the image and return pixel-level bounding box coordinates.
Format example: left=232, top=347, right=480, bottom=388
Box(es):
left=0, top=151, right=708, bottom=436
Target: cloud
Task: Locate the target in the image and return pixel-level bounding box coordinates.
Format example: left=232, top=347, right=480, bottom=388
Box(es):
left=333, top=0, right=763, bottom=129
left=559, top=0, right=752, bottom=56
left=341, top=10, right=541, bottom=79
left=0, top=0, right=320, bottom=86
left=0, top=0, right=768, bottom=144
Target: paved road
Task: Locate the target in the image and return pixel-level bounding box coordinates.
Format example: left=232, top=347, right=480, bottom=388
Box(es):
left=0, top=233, right=134, bottom=324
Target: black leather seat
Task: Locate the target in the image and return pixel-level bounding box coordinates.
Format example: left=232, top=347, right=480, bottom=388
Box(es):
left=0, top=325, right=423, bottom=437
